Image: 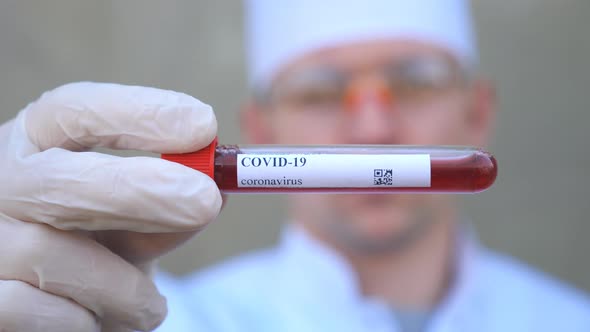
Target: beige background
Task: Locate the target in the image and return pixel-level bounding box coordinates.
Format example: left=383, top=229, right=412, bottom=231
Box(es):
left=0, top=1, right=588, bottom=292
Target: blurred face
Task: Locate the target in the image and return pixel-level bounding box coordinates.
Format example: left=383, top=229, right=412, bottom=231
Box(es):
left=243, top=39, right=494, bottom=253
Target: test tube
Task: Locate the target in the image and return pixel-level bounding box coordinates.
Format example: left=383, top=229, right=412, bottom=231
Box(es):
left=162, top=138, right=497, bottom=193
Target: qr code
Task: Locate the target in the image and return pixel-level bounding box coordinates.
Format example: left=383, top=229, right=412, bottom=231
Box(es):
left=374, top=169, right=393, bottom=185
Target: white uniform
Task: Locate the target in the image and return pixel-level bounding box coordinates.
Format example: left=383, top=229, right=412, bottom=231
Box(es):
left=155, top=225, right=590, bottom=332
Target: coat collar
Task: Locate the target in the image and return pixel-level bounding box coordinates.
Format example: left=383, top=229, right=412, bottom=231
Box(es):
left=276, top=222, right=484, bottom=330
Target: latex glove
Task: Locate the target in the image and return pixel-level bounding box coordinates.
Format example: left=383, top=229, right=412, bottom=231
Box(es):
left=0, top=82, right=222, bottom=331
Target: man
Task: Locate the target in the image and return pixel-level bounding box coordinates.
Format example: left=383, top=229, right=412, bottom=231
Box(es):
left=155, top=0, right=590, bottom=331
left=0, top=1, right=588, bottom=332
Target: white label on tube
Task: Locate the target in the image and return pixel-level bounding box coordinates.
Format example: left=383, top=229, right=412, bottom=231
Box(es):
left=237, top=154, right=431, bottom=188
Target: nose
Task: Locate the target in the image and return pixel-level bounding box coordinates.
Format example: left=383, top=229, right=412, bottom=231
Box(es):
left=344, top=78, right=399, bottom=144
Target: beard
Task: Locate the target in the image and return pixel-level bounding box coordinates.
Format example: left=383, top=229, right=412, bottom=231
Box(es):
left=295, top=194, right=449, bottom=256
left=329, top=208, right=436, bottom=254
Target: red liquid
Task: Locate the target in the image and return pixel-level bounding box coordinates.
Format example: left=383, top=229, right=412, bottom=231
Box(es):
left=214, top=145, right=497, bottom=194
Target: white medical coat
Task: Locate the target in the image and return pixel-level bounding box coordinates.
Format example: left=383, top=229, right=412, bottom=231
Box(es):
left=155, top=226, right=590, bottom=331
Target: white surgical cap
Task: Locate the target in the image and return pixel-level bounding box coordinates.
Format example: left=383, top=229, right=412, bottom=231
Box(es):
left=245, top=0, right=477, bottom=88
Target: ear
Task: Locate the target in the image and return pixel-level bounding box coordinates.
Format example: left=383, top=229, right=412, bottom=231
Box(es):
left=466, top=79, right=497, bottom=148
left=240, top=99, right=275, bottom=144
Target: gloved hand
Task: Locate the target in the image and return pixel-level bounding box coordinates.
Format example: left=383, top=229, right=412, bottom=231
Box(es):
left=0, top=82, right=222, bottom=332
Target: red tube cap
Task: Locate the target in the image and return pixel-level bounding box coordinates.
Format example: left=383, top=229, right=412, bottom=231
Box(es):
left=161, top=137, right=217, bottom=179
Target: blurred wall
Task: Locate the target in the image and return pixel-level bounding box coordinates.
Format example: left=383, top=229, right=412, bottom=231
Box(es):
left=0, top=0, right=588, bottom=292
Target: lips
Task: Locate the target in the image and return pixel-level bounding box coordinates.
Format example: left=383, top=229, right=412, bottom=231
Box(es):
left=341, top=194, right=398, bottom=208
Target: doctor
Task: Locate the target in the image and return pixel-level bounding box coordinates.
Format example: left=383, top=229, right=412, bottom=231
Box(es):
left=0, top=0, right=588, bottom=331
left=155, top=0, right=590, bottom=331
